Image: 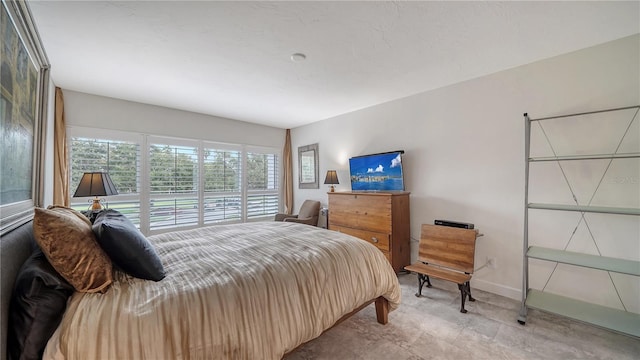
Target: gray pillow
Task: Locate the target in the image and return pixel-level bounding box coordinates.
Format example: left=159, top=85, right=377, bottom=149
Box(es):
left=92, top=210, right=165, bottom=281
left=8, top=250, right=73, bottom=360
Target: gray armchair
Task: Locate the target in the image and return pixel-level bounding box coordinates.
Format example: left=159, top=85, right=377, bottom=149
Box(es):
left=274, top=200, right=321, bottom=226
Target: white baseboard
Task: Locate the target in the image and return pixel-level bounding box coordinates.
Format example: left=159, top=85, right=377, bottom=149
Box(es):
left=471, top=278, right=522, bottom=301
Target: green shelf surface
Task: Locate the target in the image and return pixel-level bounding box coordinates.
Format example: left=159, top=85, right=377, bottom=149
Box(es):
left=526, top=289, right=640, bottom=337
left=527, top=246, right=640, bottom=276
left=528, top=203, right=640, bottom=216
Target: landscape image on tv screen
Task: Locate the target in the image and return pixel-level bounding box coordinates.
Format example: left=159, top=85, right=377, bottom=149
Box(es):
left=349, top=151, right=404, bottom=191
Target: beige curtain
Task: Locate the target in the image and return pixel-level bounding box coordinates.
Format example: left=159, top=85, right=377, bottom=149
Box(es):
left=283, top=129, right=293, bottom=214
left=53, top=87, right=69, bottom=206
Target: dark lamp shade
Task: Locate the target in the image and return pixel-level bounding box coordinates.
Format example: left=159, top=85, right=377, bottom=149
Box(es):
left=73, top=172, right=119, bottom=197
left=323, top=170, right=339, bottom=185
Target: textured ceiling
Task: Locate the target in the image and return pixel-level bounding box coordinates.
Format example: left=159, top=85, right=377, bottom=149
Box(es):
left=28, top=1, right=639, bottom=129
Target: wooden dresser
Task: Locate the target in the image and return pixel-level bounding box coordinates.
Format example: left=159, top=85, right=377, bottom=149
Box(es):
left=328, top=191, right=410, bottom=273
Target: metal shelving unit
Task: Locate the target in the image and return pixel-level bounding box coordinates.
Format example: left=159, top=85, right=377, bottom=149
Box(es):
left=517, top=105, right=640, bottom=337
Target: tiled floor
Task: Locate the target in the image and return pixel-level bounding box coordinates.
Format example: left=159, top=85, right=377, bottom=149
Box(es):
left=286, top=273, right=640, bottom=359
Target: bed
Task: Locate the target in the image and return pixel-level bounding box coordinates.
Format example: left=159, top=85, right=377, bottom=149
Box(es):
left=1, top=209, right=401, bottom=360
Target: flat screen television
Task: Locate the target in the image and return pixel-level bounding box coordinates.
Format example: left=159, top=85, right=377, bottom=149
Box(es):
left=349, top=150, right=405, bottom=191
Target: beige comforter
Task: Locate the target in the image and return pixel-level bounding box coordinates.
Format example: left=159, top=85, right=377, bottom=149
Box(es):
left=44, top=222, right=401, bottom=359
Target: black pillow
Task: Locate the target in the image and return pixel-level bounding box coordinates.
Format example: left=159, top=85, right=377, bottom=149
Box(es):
left=92, top=209, right=166, bottom=281
left=8, top=250, right=74, bottom=360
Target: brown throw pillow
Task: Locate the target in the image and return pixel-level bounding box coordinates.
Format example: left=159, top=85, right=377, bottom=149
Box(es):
left=33, top=206, right=113, bottom=293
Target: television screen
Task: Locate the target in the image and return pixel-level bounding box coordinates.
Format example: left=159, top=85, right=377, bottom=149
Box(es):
left=349, top=151, right=405, bottom=191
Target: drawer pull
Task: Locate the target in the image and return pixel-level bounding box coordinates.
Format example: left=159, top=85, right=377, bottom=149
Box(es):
left=371, top=237, right=379, bottom=243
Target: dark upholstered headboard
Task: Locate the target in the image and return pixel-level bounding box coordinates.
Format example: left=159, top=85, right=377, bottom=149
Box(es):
left=1, top=221, right=37, bottom=360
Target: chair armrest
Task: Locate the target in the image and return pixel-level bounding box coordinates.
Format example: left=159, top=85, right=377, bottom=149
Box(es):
left=283, top=217, right=315, bottom=226
left=275, top=214, right=298, bottom=222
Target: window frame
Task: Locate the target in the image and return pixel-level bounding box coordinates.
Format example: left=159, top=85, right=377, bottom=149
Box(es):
left=245, top=145, right=281, bottom=222
left=147, top=136, right=200, bottom=232
left=67, top=126, right=282, bottom=234
left=67, top=127, right=144, bottom=226
left=201, top=142, right=243, bottom=226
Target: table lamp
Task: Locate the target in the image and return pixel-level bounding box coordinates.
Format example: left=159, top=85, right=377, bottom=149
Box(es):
left=73, top=172, right=118, bottom=211
left=324, top=170, right=339, bottom=192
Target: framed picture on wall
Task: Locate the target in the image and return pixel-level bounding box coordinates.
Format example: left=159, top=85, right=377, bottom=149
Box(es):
left=0, top=0, right=49, bottom=234
left=298, top=143, right=319, bottom=189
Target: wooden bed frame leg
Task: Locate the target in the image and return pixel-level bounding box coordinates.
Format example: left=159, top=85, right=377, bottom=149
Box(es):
left=375, top=297, right=389, bottom=325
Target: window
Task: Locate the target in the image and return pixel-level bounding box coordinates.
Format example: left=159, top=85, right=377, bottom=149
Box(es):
left=203, top=146, right=242, bottom=224
left=148, top=142, right=199, bottom=230
left=246, top=151, right=279, bottom=219
left=68, top=128, right=280, bottom=234
left=69, top=136, right=141, bottom=226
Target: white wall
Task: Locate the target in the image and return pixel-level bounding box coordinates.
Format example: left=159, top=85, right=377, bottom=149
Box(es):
left=291, top=34, right=640, bottom=303
left=62, top=90, right=285, bottom=149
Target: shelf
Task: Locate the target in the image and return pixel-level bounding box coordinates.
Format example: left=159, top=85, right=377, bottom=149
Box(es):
left=527, top=246, right=640, bottom=276
left=526, top=289, right=640, bottom=337
left=529, top=153, right=640, bottom=162
left=521, top=106, right=640, bottom=337
left=528, top=203, right=640, bottom=216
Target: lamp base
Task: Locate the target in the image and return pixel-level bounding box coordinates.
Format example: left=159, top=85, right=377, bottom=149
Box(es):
left=90, top=197, right=103, bottom=211
left=329, top=185, right=335, bottom=192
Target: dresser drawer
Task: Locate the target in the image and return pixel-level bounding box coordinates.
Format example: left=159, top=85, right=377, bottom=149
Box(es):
left=330, top=225, right=390, bottom=252
left=329, top=193, right=391, bottom=210
left=328, top=194, right=391, bottom=233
